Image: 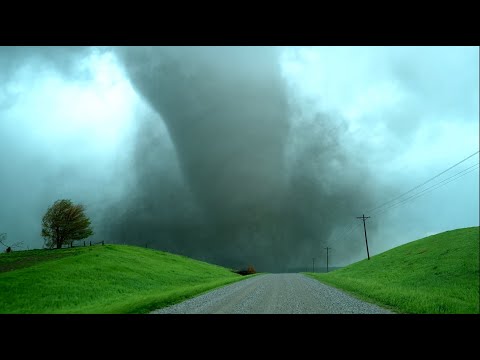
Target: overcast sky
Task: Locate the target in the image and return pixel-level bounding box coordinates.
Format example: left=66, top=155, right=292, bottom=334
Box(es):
left=0, top=46, right=478, bottom=270
left=281, top=46, right=479, bottom=257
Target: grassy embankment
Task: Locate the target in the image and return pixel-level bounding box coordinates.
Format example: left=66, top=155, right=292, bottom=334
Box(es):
left=307, top=227, right=479, bottom=314
left=0, top=244, right=250, bottom=314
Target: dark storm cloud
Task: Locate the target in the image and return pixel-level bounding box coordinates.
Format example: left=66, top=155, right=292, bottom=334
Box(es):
left=2, top=46, right=476, bottom=272
left=115, top=47, right=290, bottom=221
left=108, top=46, right=382, bottom=271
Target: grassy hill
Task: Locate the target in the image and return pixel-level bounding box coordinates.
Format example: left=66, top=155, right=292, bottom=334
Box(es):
left=307, top=226, right=479, bottom=314
left=0, top=244, right=248, bottom=314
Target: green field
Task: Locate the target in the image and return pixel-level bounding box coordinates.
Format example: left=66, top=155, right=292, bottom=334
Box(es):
left=0, top=244, right=248, bottom=314
left=307, top=226, right=479, bottom=314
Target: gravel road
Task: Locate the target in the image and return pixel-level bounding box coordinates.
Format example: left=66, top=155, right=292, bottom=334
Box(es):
left=151, top=273, right=393, bottom=314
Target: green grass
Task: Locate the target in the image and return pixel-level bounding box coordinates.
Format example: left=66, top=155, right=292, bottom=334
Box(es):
left=306, top=226, right=479, bottom=314
left=0, top=244, right=250, bottom=314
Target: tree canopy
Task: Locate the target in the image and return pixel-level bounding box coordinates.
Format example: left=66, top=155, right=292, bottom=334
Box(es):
left=41, top=199, right=94, bottom=249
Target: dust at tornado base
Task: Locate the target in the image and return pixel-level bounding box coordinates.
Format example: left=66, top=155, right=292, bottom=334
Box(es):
left=151, top=273, right=393, bottom=314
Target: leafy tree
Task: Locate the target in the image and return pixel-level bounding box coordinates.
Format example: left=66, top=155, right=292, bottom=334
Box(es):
left=41, top=199, right=93, bottom=249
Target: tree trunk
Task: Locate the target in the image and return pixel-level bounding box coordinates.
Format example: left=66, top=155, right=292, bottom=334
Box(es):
left=56, top=240, right=62, bottom=249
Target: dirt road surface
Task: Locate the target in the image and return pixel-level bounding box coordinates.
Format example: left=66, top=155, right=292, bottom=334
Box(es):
left=151, top=273, right=393, bottom=314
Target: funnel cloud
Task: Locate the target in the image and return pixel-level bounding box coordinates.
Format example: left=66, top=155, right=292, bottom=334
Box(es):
left=1, top=46, right=478, bottom=272
left=106, top=47, right=381, bottom=271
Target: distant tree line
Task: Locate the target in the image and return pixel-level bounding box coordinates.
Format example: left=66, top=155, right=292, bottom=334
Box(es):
left=0, top=232, right=23, bottom=253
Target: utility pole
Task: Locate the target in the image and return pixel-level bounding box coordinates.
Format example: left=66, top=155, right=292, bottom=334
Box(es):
left=312, top=258, right=315, bottom=273
left=357, top=214, right=371, bottom=260
left=324, top=247, right=331, bottom=272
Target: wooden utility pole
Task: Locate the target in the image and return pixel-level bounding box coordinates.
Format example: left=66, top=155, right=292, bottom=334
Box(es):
left=357, top=214, right=371, bottom=260
left=312, top=258, right=315, bottom=273
left=324, top=247, right=331, bottom=272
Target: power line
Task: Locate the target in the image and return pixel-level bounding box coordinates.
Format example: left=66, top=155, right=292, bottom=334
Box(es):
left=329, top=220, right=360, bottom=247
left=366, top=150, right=479, bottom=214
left=372, top=163, right=479, bottom=217
left=332, top=220, right=356, bottom=241
left=372, top=163, right=479, bottom=216
left=327, top=150, right=479, bottom=262
left=340, top=222, right=362, bottom=241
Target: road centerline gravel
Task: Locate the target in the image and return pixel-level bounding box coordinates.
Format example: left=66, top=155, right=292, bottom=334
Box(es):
left=151, top=273, right=393, bottom=314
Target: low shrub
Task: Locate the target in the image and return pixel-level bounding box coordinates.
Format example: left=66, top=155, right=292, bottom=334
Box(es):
left=235, top=265, right=256, bottom=275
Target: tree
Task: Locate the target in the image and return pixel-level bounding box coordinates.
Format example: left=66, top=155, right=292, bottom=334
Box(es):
left=41, top=199, right=94, bottom=249
left=0, top=233, right=24, bottom=253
